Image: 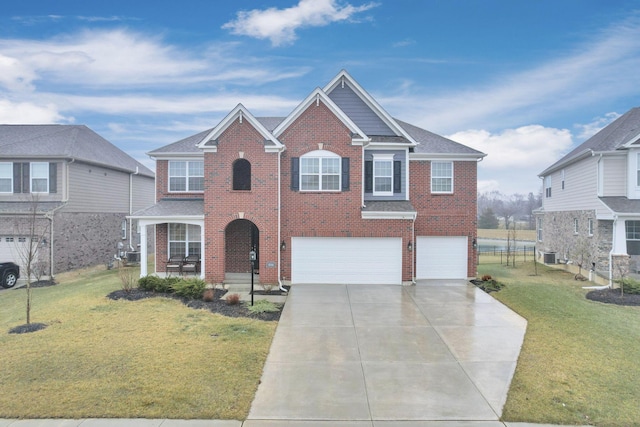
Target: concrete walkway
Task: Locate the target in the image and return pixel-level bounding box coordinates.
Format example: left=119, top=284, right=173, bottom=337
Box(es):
left=247, top=280, right=528, bottom=424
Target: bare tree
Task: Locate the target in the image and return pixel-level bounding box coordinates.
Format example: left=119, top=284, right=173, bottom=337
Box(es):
left=14, top=195, right=50, bottom=325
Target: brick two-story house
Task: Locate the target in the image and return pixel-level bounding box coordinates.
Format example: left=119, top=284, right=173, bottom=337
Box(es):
left=132, top=70, right=485, bottom=285
left=0, top=125, right=155, bottom=277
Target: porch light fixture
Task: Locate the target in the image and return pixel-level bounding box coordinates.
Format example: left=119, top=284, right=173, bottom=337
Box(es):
left=281, top=240, right=286, bottom=251
left=407, top=241, right=413, bottom=252
left=472, top=238, right=477, bottom=249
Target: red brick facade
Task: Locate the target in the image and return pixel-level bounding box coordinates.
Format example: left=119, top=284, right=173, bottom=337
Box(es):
left=148, top=75, right=481, bottom=284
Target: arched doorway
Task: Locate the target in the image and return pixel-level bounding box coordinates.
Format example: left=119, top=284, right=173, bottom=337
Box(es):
left=225, top=219, right=259, bottom=274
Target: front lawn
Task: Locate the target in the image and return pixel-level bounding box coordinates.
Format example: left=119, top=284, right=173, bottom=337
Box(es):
left=479, top=260, right=640, bottom=427
left=0, top=266, right=277, bottom=420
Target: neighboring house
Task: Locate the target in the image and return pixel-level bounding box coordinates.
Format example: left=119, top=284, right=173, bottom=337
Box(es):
left=536, top=107, right=640, bottom=283
left=0, top=125, right=155, bottom=276
left=132, top=70, right=485, bottom=285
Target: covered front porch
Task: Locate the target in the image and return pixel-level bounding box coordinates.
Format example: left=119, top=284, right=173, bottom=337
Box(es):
left=129, top=199, right=205, bottom=279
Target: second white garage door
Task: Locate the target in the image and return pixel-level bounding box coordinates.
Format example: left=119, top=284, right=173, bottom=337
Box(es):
left=291, top=237, right=402, bottom=284
left=416, top=236, right=468, bottom=279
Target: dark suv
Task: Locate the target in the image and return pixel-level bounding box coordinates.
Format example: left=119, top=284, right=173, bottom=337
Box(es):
left=0, top=262, right=20, bottom=288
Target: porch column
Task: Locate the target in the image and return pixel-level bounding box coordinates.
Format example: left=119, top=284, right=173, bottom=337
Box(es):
left=200, top=225, right=205, bottom=279
left=139, top=222, right=148, bottom=277
left=613, top=219, right=628, bottom=255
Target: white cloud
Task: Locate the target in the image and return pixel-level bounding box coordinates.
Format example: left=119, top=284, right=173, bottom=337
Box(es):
left=449, top=125, right=574, bottom=195
left=222, top=0, right=378, bottom=46
left=0, top=99, right=68, bottom=123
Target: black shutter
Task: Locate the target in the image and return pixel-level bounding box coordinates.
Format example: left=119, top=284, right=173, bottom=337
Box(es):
left=291, top=157, right=299, bottom=191
left=393, top=160, right=402, bottom=193
left=21, top=162, right=30, bottom=193
left=49, top=162, right=57, bottom=193
left=364, top=160, right=373, bottom=193
left=13, top=162, right=21, bottom=193
left=341, top=158, right=350, bottom=191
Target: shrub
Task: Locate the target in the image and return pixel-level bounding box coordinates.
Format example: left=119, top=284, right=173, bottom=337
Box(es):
left=202, top=288, right=215, bottom=302
left=226, top=293, right=241, bottom=305
left=481, top=274, right=493, bottom=281
left=137, top=276, right=179, bottom=293
left=171, top=278, right=207, bottom=299
left=246, top=299, right=280, bottom=314
left=618, top=278, right=640, bottom=295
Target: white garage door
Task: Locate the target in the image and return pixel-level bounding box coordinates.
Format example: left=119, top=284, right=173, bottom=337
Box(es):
left=0, top=236, right=30, bottom=273
left=291, top=237, right=402, bottom=284
left=416, top=236, right=468, bottom=279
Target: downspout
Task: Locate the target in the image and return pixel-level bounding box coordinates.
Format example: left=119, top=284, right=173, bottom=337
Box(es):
left=129, top=166, right=139, bottom=251
left=609, top=214, right=617, bottom=288
left=45, top=158, right=72, bottom=279
left=411, top=216, right=416, bottom=284
left=277, top=149, right=286, bottom=292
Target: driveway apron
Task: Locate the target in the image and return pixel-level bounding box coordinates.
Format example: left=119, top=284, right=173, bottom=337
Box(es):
left=247, top=280, right=527, bottom=423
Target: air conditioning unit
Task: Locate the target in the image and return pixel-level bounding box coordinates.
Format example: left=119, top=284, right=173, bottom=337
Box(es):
left=543, top=252, right=556, bottom=264
left=126, top=251, right=141, bottom=264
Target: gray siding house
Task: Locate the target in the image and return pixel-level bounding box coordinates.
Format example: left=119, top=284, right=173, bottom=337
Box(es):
left=536, top=107, right=640, bottom=283
left=0, top=125, right=155, bottom=276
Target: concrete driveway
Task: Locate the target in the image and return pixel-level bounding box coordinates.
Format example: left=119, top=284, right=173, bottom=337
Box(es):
left=247, top=280, right=527, bottom=425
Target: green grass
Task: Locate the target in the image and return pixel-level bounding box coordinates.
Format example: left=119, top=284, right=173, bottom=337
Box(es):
left=0, top=265, right=277, bottom=420
left=478, top=261, right=640, bottom=427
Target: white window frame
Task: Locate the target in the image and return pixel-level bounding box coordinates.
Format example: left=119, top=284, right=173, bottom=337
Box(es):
left=300, top=150, right=341, bottom=192
left=537, top=217, right=543, bottom=242
left=0, top=162, right=12, bottom=193
left=573, top=218, right=579, bottom=235
left=168, top=223, right=201, bottom=258
left=373, top=154, right=394, bottom=196
left=168, top=161, right=204, bottom=192
left=30, top=162, right=49, bottom=194
left=588, top=218, right=594, bottom=236
left=121, top=220, right=127, bottom=240
left=544, top=176, right=552, bottom=198
left=431, top=161, right=453, bottom=194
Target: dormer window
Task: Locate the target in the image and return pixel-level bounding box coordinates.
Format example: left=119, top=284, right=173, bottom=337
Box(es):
left=233, top=159, right=251, bottom=191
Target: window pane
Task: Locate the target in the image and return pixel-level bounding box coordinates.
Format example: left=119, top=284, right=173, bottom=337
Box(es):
left=301, top=158, right=319, bottom=173
left=188, top=225, right=201, bottom=241
left=322, top=175, right=339, bottom=190
left=169, top=161, right=186, bottom=176
left=188, top=242, right=201, bottom=257
left=170, top=177, right=186, bottom=191
left=189, top=176, right=204, bottom=191
left=0, top=163, right=11, bottom=192
left=169, top=223, right=186, bottom=240
left=375, top=177, right=392, bottom=192
left=189, top=161, right=203, bottom=176
left=323, top=158, right=339, bottom=173
left=432, top=177, right=452, bottom=192
left=301, top=175, right=319, bottom=190
left=169, top=242, right=186, bottom=257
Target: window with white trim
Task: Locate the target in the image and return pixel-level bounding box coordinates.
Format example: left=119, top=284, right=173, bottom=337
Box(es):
left=431, top=161, right=453, bottom=193
left=573, top=218, right=579, bottom=234
left=588, top=218, right=594, bottom=236
left=0, top=162, right=11, bottom=193
left=544, top=176, right=552, bottom=198
left=537, top=217, right=543, bottom=242
left=169, top=161, right=204, bottom=192
left=626, top=220, right=640, bottom=255
left=300, top=151, right=341, bottom=191
left=168, top=224, right=201, bottom=258
left=31, top=162, right=49, bottom=193
left=373, top=154, right=393, bottom=196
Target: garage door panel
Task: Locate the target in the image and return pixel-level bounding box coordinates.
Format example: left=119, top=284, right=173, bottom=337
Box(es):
left=417, top=236, right=467, bottom=279
left=292, top=237, right=402, bottom=284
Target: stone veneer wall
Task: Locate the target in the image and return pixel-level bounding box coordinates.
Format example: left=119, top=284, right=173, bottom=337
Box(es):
left=53, top=212, right=129, bottom=273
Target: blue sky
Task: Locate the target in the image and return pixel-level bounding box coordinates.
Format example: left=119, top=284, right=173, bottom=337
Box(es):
left=1, top=0, right=640, bottom=195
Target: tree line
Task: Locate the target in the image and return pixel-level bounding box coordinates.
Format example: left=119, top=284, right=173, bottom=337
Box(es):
left=478, top=190, right=542, bottom=230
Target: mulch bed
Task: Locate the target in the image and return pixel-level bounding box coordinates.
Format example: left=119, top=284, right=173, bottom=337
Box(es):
left=586, top=288, right=640, bottom=306
left=107, top=288, right=283, bottom=321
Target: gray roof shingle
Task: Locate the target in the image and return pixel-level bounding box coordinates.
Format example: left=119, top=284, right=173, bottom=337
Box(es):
left=396, top=119, right=485, bottom=156
left=599, top=196, right=640, bottom=214
left=0, top=125, right=154, bottom=177
left=131, top=198, right=204, bottom=217
left=541, top=107, right=640, bottom=175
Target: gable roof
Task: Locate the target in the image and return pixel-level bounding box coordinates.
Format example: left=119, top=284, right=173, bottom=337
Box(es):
left=196, top=104, right=284, bottom=152
left=272, top=88, right=367, bottom=142
left=0, top=124, right=154, bottom=177
left=540, top=107, right=640, bottom=176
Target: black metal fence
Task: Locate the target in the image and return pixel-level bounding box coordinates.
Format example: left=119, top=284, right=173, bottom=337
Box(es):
left=477, top=245, right=536, bottom=265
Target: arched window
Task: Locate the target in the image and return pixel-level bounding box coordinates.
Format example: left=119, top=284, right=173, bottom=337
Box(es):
left=233, top=159, right=251, bottom=191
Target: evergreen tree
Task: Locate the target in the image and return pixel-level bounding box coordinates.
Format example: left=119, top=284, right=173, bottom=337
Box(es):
left=478, top=207, right=499, bottom=229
